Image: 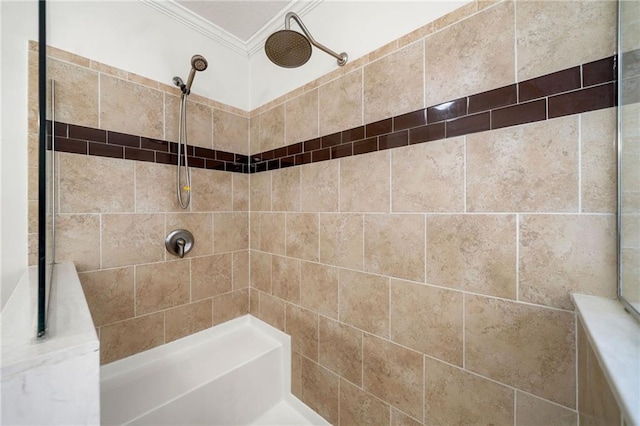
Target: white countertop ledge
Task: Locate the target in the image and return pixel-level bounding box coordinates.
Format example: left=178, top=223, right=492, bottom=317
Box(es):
left=1, top=262, right=99, bottom=378
left=572, top=294, right=640, bottom=426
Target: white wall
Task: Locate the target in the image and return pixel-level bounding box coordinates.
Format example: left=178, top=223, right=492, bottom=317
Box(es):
left=45, top=1, right=467, bottom=110
left=1, top=1, right=37, bottom=310
left=47, top=0, right=251, bottom=110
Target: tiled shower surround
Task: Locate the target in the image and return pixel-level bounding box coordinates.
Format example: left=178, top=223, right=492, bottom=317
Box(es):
left=27, top=43, right=252, bottom=365
left=27, top=0, right=626, bottom=424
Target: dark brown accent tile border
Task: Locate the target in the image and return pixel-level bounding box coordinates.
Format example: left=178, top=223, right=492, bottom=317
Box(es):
left=322, top=132, right=342, bottom=148
left=394, top=110, right=426, bottom=131
left=69, top=124, right=106, bottom=143
left=157, top=152, right=178, bottom=166
left=492, top=99, right=547, bottom=130
left=342, top=126, right=365, bottom=143
left=446, top=112, right=490, bottom=138
left=48, top=54, right=620, bottom=175
left=108, top=131, right=139, bottom=148
left=366, top=118, right=393, bottom=138
left=295, top=152, right=311, bottom=166
left=89, top=142, right=123, bottom=159
left=427, top=97, right=467, bottom=123
left=468, top=85, right=517, bottom=114
left=287, top=142, right=303, bottom=156
left=331, top=143, right=352, bottom=159
left=54, top=136, right=87, bottom=155
left=409, top=122, right=445, bottom=144
left=353, top=137, right=378, bottom=155
left=247, top=54, right=617, bottom=173
left=548, top=82, right=616, bottom=118
left=518, top=67, right=581, bottom=102
left=48, top=124, right=250, bottom=173
left=379, top=131, right=408, bottom=150
left=583, top=56, right=616, bottom=87
left=125, top=147, right=155, bottom=163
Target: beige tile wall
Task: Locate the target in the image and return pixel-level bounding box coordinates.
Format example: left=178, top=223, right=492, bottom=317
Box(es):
left=28, top=44, right=250, bottom=365
left=577, top=318, right=624, bottom=425
left=251, top=108, right=617, bottom=424
left=249, top=0, right=617, bottom=156
left=62, top=155, right=250, bottom=365
left=249, top=1, right=618, bottom=424
left=27, top=0, right=620, bottom=420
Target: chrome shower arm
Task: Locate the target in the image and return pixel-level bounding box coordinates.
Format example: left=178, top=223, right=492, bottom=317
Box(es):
left=285, top=12, right=348, bottom=66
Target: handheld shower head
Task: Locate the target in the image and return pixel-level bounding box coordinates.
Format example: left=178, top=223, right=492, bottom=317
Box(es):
left=265, top=12, right=347, bottom=68
left=175, top=54, right=208, bottom=95
left=191, top=54, right=208, bottom=72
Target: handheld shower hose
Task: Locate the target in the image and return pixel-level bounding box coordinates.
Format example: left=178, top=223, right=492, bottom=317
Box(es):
left=173, top=54, right=208, bottom=209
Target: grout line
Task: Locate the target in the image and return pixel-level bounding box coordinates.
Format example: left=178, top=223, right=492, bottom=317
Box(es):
left=362, top=213, right=366, bottom=274
left=99, top=213, right=103, bottom=270
left=422, top=39, right=427, bottom=109
left=575, top=311, right=580, bottom=416
left=188, top=258, right=192, bottom=303
left=422, top=352, right=426, bottom=424
left=284, top=211, right=288, bottom=258
left=516, top=214, right=520, bottom=302
left=283, top=101, right=287, bottom=149
left=462, top=292, right=466, bottom=369
left=361, top=68, right=365, bottom=127
left=338, top=158, right=342, bottom=212
left=98, top=72, right=102, bottom=129
left=261, top=211, right=615, bottom=217
left=250, top=247, right=578, bottom=314
left=230, top=250, right=235, bottom=291
left=513, top=389, right=518, bottom=426
left=513, top=0, right=518, bottom=85
left=424, top=213, right=428, bottom=286
left=269, top=171, right=273, bottom=212
left=361, top=329, right=364, bottom=389
left=231, top=174, right=235, bottom=212
left=317, top=212, right=321, bottom=265
left=337, top=374, right=341, bottom=426
left=578, top=114, right=583, bottom=213
left=388, top=277, right=391, bottom=340
left=389, top=150, right=393, bottom=213
left=133, top=162, right=137, bottom=213
left=133, top=264, right=137, bottom=317
left=317, top=86, right=321, bottom=142
left=316, top=307, right=320, bottom=363
left=162, top=310, right=166, bottom=343
left=464, top=136, right=468, bottom=213
left=162, top=92, right=166, bottom=141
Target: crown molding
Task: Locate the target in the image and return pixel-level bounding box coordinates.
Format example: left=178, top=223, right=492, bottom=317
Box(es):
left=139, top=0, right=324, bottom=58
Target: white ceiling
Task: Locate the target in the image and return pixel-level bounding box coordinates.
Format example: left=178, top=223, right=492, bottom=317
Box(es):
left=141, top=0, right=322, bottom=56
left=175, top=0, right=291, bottom=42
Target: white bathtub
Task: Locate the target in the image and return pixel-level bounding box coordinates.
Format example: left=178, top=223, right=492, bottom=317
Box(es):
left=100, top=315, right=327, bottom=426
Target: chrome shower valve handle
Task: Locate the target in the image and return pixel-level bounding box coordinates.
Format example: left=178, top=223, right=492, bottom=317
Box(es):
left=165, top=229, right=194, bottom=259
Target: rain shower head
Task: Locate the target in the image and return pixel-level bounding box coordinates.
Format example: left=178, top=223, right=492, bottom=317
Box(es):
left=175, top=54, right=208, bottom=95
left=265, top=12, right=347, bottom=68
left=265, top=29, right=312, bottom=68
